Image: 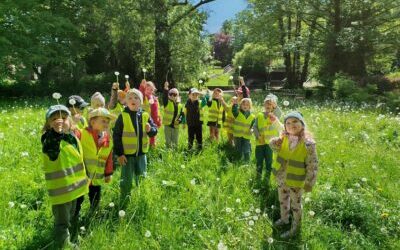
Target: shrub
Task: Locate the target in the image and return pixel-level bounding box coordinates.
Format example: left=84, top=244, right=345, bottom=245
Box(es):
left=333, top=73, right=358, bottom=99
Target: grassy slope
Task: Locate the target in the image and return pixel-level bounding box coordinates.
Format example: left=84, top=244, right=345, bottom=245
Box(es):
left=0, top=95, right=399, bottom=249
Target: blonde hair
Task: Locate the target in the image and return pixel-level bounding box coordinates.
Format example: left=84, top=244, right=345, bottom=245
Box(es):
left=145, top=81, right=156, bottom=90
left=239, top=98, right=252, bottom=110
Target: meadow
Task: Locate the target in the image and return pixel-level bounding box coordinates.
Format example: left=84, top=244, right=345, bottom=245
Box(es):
left=0, top=94, right=399, bottom=249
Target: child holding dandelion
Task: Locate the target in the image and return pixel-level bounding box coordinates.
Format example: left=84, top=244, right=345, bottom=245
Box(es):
left=253, top=94, right=283, bottom=186
left=41, top=104, right=88, bottom=248
left=231, top=97, right=255, bottom=162
left=207, top=88, right=224, bottom=142
left=113, top=89, right=158, bottom=207
left=75, top=108, right=115, bottom=216
left=66, top=95, right=89, bottom=130
left=269, top=111, right=318, bottom=238
left=140, top=80, right=162, bottom=147
left=163, top=81, right=185, bottom=148
left=184, top=87, right=207, bottom=150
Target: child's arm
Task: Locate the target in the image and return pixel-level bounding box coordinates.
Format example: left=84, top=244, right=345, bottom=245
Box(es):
left=232, top=103, right=239, bottom=118
left=304, top=140, right=318, bottom=192
left=104, top=153, right=113, bottom=183
left=269, top=136, right=283, bottom=152
left=41, top=130, right=63, bottom=161
left=145, top=116, right=158, bottom=137
left=108, top=82, right=119, bottom=110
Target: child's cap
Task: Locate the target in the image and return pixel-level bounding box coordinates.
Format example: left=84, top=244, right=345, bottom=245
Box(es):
left=91, top=92, right=105, bottom=107
left=126, top=88, right=143, bottom=104
left=189, top=88, right=201, bottom=95
left=264, top=94, right=278, bottom=104
left=66, top=95, right=89, bottom=109
left=284, top=111, right=305, bottom=126
left=45, top=105, right=71, bottom=120
left=117, top=90, right=126, bottom=99
left=88, top=107, right=116, bottom=121
left=213, top=88, right=223, bottom=93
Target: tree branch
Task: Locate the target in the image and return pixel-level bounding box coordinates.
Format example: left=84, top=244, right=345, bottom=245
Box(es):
left=169, top=0, right=217, bottom=28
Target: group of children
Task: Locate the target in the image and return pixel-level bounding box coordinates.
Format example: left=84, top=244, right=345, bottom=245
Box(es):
left=41, top=77, right=318, bottom=247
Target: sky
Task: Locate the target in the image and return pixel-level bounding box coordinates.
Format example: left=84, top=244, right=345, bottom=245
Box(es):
left=199, top=0, right=248, bottom=34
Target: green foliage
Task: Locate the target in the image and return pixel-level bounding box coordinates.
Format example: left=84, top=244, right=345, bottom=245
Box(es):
left=233, top=43, right=271, bottom=77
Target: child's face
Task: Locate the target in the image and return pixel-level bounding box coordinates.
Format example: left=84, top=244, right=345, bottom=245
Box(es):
left=240, top=101, right=251, bottom=112
left=264, top=100, right=276, bottom=113
left=168, top=91, right=179, bottom=102
left=49, top=112, right=71, bottom=133
left=126, top=94, right=141, bottom=111
left=212, top=90, right=222, bottom=99
left=285, top=117, right=303, bottom=135
left=90, top=116, right=110, bottom=132
left=145, top=85, right=155, bottom=96
left=189, top=93, right=199, bottom=101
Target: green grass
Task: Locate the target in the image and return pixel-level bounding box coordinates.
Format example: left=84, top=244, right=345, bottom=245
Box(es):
left=205, top=67, right=232, bottom=87
left=0, top=95, right=399, bottom=249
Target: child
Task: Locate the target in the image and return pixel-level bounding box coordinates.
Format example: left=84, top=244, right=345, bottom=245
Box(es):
left=162, top=81, right=185, bottom=148
left=231, top=98, right=255, bottom=162
left=91, top=92, right=106, bottom=109
left=253, top=94, right=283, bottom=185
left=207, top=88, right=224, bottom=142
left=41, top=105, right=88, bottom=248
left=140, top=80, right=162, bottom=147
left=113, top=89, right=158, bottom=206
left=66, top=95, right=89, bottom=130
left=237, top=76, right=250, bottom=98
left=269, top=111, right=318, bottom=238
left=184, top=88, right=207, bottom=150
left=108, top=82, right=126, bottom=116
left=75, top=108, right=115, bottom=216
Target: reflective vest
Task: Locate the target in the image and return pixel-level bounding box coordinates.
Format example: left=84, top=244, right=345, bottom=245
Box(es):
left=256, top=113, right=279, bottom=146
left=42, top=140, right=88, bottom=205
left=208, top=100, right=223, bottom=125
left=184, top=101, right=204, bottom=122
left=223, top=104, right=234, bottom=133
left=110, top=102, right=124, bottom=129
left=76, top=117, right=88, bottom=130
left=121, top=111, right=150, bottom=154
left=81, top=129, right=113, bottom=186
left=233, top=112, right=255, bottom=140
left=162, top=100, right=182, bottom=127
left=272, top=136, right=307, bottom=188
left=143, top=97, right=150, bottom=113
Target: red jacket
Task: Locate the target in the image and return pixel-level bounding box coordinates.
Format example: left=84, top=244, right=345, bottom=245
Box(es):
left=139, top=82, right=162, bottom=127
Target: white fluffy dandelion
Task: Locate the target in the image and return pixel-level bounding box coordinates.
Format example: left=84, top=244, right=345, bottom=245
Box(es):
left=20, top=204, right=27, bottom=209
left=125, top=75, right=129, bottom=79
left=217, top=241, right=228, bottom=250
left=145, top=230, right=151, bottom=238
left=305, top=197, right=311, bottom=203
left=229, top=75, right=234, bottom=80
left=361, top=177, right=367, bottom=182
left=114, top=71, right=120, bottom=76
left=80, top=226, right=86, bottom=232
left=69, top=99, right=76, bottom=106
left=52, top=92, right=62, bottom=100
left=109, top=202, right=115, bottom=208
left=248, top=220, right=255, bottom=226
left=243, top=211, right=250, bottom=217
left=21, top=152, right=29, bottom=157
left=225, top=207, right=232, bottom=213
left=283, top=100, right=289, bottom=107
left=190, top=178, right=196, bottom=185
left=142, top=68, right=147, bottom=73
left=118, top=210, right=126, bottom=218
left=8, top=201, right=15, bottom=208
left=198, top=80, right=203, bottom=84
left=309, top=210, right=315, bottom=217
left=267, top=237, right=274, bottom=244
left=236, top=198, right=241, bottom=203
left=255, top=208, right=261, bottom=214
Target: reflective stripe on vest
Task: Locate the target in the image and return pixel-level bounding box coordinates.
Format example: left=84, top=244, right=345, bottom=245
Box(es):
left=256, top=113, right=279, bottom=145
left=233, top=112, right=255, bottom=139
left=162, top=100, right=182, bottom=127
left=272, top=136, right=307, bottom=188
left=43, top=140, right=88, bottom=205
left=121, top=111, right=150, bottom=154
left=208, top=100, right=223, bottom=125
left=81, top=129, right=113, bottom=186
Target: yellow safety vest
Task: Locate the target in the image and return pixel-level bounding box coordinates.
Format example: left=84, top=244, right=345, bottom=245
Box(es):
left=223, top=104, right=234, bottom=134
left=109, top=102, right=124, bottom=129
left=121, top=111, right=150, bottom=154
left=143, top=97, right=150, bottom=113
left=42, top=140, right=88, bottom=205
left=80, top=129, right=113, bottom=186
left=256, top=113, right=280, bottom=146
left=208, top=100, right=223, bottom=125
left=233, top=112, right=255, bottom=139
left=162, top=100, right=182, bottom=127
left=272, top=136, right=307, bottom=188
left=184, top=101, right=204, bottom=122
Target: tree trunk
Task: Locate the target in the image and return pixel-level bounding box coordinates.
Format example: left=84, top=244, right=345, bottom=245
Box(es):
left=301, top=16, right=317, bottom=84
left=294, top=13, right=302, bottom=88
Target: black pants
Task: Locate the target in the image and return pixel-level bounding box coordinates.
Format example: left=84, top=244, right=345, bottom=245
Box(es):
left=75, top=185, right=102, bottom=217
left=188, top=125, right=202, bottom=150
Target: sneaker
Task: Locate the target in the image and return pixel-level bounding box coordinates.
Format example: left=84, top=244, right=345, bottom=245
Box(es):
left=274, top=218, right=289, bottom=227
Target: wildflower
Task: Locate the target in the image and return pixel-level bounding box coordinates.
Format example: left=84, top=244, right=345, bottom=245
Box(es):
left=142, top=68, right=147, bottom=73
left=145, top=230, right=151, bottom=238
left=21, top=152, right=29, bottom=157
left=162, top=207, right=167, bottom=211
left=180, top=164, right=185, bottom=169
left=199, top=80, right=203, bottom=84
left=109, top=202, right=115, bottom=208
left=190, top=178, right=196, bottom=185
left=125, top=75, right=129, bottom=79
left=309, top=210, right=315, bottom=217
left=253, top=189, right=259, bottom=194
left=217, top=241, right=228, bottom=250
left=80, top=226, right=85, bottom=232
left=118, top=210, right=126, bottom=218
left=243, top=211, right=250, bottom=217
left=8, top=201, right=15, bottom=208
left=347, top=188, right=354, bottom=194
left=354, top=183, right=361, bottom=188
left=229, top=76, right=234, bottom=80
left=255, top=208, right=261, bottom=214
left=248, top=220, right=255, bottom=226
left=271, top=205, right=275, bottom=209
left=52, top=92, right=62, bottom=100
left=283, top=101, right=289, bottom=107
left=361, top=177, right=367, bottom=182
left=114, top=71, right=120, bottom=76
left=236, top=198, right=241, bottom=203
left=304, top=197, right=311, bottom=203
left=225, top=207, right=232, bottom=213
left=267, top=237, right=274, bottom=244
left=252, top=215, right=258, bottom=221
left=69, top=99, right=76, bottom=106
left=216, top=177, right=220, bottom=181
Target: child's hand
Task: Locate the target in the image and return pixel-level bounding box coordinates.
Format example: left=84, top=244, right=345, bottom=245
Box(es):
left=164, top=81, right=169, bottom=90
left=112, top=82, right=119, bottom=90
left=145, top=123, right=151, bottom=132
left=105, top=176, right=112, bottom=183
left=304, top=183, right=313, bottom=192
left=118, top=155, right=127, bottom=166
left=231, top=96, right=238, bottom=105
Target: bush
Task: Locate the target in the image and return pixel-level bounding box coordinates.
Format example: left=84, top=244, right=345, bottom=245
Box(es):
left=333, top=73, right=358, bottom=99
left=360, top=75, right=394, bottom=93
left=383, top=90, right=400, bottom=112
